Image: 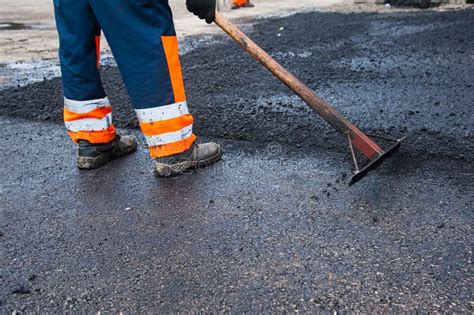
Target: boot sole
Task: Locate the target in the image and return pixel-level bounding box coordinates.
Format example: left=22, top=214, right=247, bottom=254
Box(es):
left=77, top=143, right=138, bottom=170
left=155, top=147, right=223, bottom=178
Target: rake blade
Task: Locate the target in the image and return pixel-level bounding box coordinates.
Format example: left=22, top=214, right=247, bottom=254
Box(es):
left=349, top=137, right=405, bottom=186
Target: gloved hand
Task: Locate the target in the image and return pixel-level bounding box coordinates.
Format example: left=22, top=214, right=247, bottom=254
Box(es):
left=186, top=0, right=216, bottom=24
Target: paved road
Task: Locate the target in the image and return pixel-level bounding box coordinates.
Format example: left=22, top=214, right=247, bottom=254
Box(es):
left=1, top=9, right=473, bottom=312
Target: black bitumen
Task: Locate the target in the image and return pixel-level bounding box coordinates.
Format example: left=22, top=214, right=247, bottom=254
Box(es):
left=0, top=9, right=473, bottom=312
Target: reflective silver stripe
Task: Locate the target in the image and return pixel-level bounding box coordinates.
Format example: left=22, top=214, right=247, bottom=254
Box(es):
left=65, top=113, right=112, bottom=132
left=64, top=97, right=110, bottom=114
left=144, top=124, right=193, bottom=146
left=135, top=101, right=189, bottom=123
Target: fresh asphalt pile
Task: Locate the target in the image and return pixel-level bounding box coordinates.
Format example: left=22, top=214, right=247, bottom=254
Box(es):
left=0, top=9, right=473, bottom=313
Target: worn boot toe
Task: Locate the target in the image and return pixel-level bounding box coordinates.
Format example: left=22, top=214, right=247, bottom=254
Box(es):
left=154, top=142, right=222, bottom=177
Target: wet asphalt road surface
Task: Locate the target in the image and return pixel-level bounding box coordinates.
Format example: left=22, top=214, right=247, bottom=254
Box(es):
left=1, top=9, right=473, bottom=312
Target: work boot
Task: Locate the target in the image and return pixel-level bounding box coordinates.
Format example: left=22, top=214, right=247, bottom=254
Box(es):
left=77, top=135, right=138, bottom=170
left=154, top=142, right=222, bottom=177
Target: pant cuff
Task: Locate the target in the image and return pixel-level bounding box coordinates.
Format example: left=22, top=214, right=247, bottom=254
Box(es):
left=149, top=134, right=196, bottom=158
left=67, top=125, right=117, bottom=144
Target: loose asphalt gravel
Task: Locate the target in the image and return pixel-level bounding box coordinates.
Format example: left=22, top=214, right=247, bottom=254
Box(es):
left=0, top=8, right=473, bottom=312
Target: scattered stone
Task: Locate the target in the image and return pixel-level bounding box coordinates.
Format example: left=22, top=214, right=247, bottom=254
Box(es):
left=12, top=286, right=30, bottom=295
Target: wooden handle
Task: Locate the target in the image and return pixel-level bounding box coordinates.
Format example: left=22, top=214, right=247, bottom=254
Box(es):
left=214, top=12, right=382, bottom=159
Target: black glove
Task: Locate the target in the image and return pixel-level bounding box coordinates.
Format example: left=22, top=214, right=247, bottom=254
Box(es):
left=186, top=0, right=216, bottom=24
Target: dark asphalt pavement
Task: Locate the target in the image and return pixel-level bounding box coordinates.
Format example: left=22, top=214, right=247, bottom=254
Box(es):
left=1, top=9, right=473, bottom=312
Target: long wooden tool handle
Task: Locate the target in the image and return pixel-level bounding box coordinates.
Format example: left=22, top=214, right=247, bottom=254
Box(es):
left=214, top=12, right=382, bottom=159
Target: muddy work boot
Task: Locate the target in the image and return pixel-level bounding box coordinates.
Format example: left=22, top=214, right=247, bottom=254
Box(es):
left=154, top=142, right=222, bottom=177
left=77, top=135, right=138, bottom=170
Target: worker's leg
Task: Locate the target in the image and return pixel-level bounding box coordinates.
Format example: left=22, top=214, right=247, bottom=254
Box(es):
left=53, top=0, right=137, bottom=169
left=53, top=0, right=117, bottom=144
left=90, top=0, right=195, bottom=158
